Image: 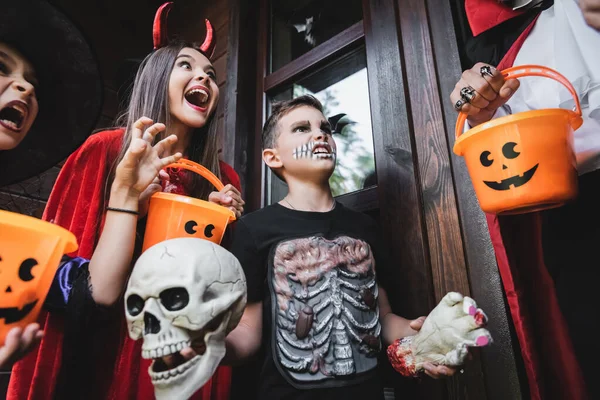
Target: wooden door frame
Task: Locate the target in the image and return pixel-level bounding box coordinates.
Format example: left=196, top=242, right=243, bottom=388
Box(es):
left=425, top=0, right=527, bottom=397
left=225, top=0, right=526, bottom=398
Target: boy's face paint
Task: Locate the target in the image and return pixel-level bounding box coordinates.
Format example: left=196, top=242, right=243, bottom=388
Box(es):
left=168, top=48, right=219, bottom=131
left=292, top=140, right=336, bottom=160
left=274, top=106, right=337, bottom=180
left=0, top=42, right=38, bottom=151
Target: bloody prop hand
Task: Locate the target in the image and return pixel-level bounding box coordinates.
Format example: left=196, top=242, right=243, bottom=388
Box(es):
left=387, top=292, right=492, bottom=377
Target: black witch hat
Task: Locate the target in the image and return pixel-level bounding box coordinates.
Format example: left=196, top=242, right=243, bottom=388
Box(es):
left=0, top=0, right=103, bottom=186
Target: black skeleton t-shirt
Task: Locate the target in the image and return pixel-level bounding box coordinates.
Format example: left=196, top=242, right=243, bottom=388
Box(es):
left=230, top=202, right=390, bottom=400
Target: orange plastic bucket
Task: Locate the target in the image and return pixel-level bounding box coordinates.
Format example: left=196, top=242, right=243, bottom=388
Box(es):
left=453, top=65, right=583, bottom=215
left=142, top=159, right=236, bottom=251
left=0, top=210, right=78, bottom=346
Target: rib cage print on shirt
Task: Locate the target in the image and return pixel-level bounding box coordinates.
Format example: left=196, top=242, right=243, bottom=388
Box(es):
left=269, top=235, right=381, bottom=386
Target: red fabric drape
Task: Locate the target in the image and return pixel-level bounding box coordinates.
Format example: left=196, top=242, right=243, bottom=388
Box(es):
left=8, top=129, right=240, bottom=400
left=465, top=0, right=523, bottom=36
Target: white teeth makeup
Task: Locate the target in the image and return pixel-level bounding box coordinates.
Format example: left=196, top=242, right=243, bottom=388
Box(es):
left=292, top=140, right=336, bottom=160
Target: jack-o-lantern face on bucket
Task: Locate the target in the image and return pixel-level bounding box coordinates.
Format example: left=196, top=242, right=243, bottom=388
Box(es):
left=453, top=65, right=582, bottom=215
left=480, top=142, right=539, bottom=191
left=0, top=256, right=40, bottom=324
left=455, top=110, right=579, bottom=215
left=141, top=161, right=237, bottom=251
left=142, top=192, right=236, bottom=251
left=0, top=210, right=77, bottom=346
left=184, top=219, right=216, bottom=239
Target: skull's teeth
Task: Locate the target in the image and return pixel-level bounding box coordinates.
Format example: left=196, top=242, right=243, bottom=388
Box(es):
left=149, top=354, right=201, bottom=381
left=142, top=340, right=190, bottom=359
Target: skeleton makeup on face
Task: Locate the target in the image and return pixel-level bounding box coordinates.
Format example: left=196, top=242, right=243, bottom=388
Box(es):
left=292, top=140, right=336, bottom=160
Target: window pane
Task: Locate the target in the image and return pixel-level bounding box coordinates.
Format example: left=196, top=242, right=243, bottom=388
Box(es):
left=270, top=0, right=363, bottom=72
left=266, top=48, right=376, bottom=204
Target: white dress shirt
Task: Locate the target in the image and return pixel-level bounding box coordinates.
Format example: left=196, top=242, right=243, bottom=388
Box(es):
left=492, top=0, right=600, bottom=175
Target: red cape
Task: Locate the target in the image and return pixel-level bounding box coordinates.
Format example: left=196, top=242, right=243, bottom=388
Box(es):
left=465, top=0, right=523, bottom=36
left=8, top=129, right=240, bottom=400
left=465, top=1, right=588, bottom=399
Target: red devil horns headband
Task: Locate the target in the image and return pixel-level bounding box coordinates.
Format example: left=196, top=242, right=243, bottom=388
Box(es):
left=152, top=2, right=216, bottom=58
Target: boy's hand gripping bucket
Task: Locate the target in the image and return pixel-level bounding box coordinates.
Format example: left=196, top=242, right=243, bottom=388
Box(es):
left=142, top=159, right=237, bottom=251
left=453, top=65, right=583, bottom=215
left=0, top=210, right=78, bottom=346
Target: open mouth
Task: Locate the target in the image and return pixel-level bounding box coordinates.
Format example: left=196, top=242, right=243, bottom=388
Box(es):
left=145, top=312, right=226, bottom=382
left=184, top=86, right=210, bottom=111
left=146, top=339, right=201, bottom=382
left=0, top=101, right=28, bottom=132
left=0, top=299, right=38, bottom=324
left=293, top=141, right=336, bottom=160
left=484, top=164, right=539, bottom=191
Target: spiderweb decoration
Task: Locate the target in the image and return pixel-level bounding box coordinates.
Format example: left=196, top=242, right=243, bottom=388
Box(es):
left=0, top=165, right=62, bottom=218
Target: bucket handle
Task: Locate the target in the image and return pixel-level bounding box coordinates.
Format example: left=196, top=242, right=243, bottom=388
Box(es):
left=455, top=65, right=583, bottom=139
left=164, top=159, right=225, bottom=191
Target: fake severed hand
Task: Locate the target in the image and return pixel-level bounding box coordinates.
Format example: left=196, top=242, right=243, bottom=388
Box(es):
left=387, top=292, right=492, bottom=377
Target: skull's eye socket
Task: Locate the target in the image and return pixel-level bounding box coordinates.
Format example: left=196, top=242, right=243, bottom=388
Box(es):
left=160, top=287, right=189, bottom=311
left=480, top=151, right=493, bottom=167
left=19, top=258, right=38, bottom=281
left=127, top=294, right=145, bottom=316
left=502, top=142, right=520, bottom=159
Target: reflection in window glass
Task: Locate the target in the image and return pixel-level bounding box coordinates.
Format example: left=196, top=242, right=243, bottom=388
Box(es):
left=270, top=0, right=363, bottom=72
left=268, top=49, right=376, bottom=202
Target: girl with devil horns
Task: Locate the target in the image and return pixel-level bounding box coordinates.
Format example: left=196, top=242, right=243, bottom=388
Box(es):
left=8, top=2, right=243, bottom=400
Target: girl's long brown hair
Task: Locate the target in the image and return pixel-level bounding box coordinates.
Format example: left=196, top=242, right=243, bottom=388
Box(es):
left=108, top=41, right=221, bottom=201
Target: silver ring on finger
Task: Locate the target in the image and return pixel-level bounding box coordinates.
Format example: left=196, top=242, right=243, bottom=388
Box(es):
left=460, top=86, right=476, bottom=103
left=454, top=98, right=467, bottom=111
left=480, top=65, right=494, bottom=78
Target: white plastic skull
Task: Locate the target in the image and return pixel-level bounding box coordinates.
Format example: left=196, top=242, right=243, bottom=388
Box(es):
left=125, top=238, right=246, bottom=400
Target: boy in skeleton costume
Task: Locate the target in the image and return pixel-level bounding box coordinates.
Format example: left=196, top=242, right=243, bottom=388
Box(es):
left=223, top=95, right=491, bottom=399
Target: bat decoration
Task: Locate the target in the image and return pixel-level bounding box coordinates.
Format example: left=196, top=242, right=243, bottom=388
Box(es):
left=328, top=113, right=353, bottom=134
left=293, top=16, right=315, bottom=46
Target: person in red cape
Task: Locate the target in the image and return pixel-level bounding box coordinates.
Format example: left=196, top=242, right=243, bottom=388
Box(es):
left=8, top=2, right=244, bottom=399
left=451, top=1, right=600, bottom=399
left=0, top=0, right=103, bottom=370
